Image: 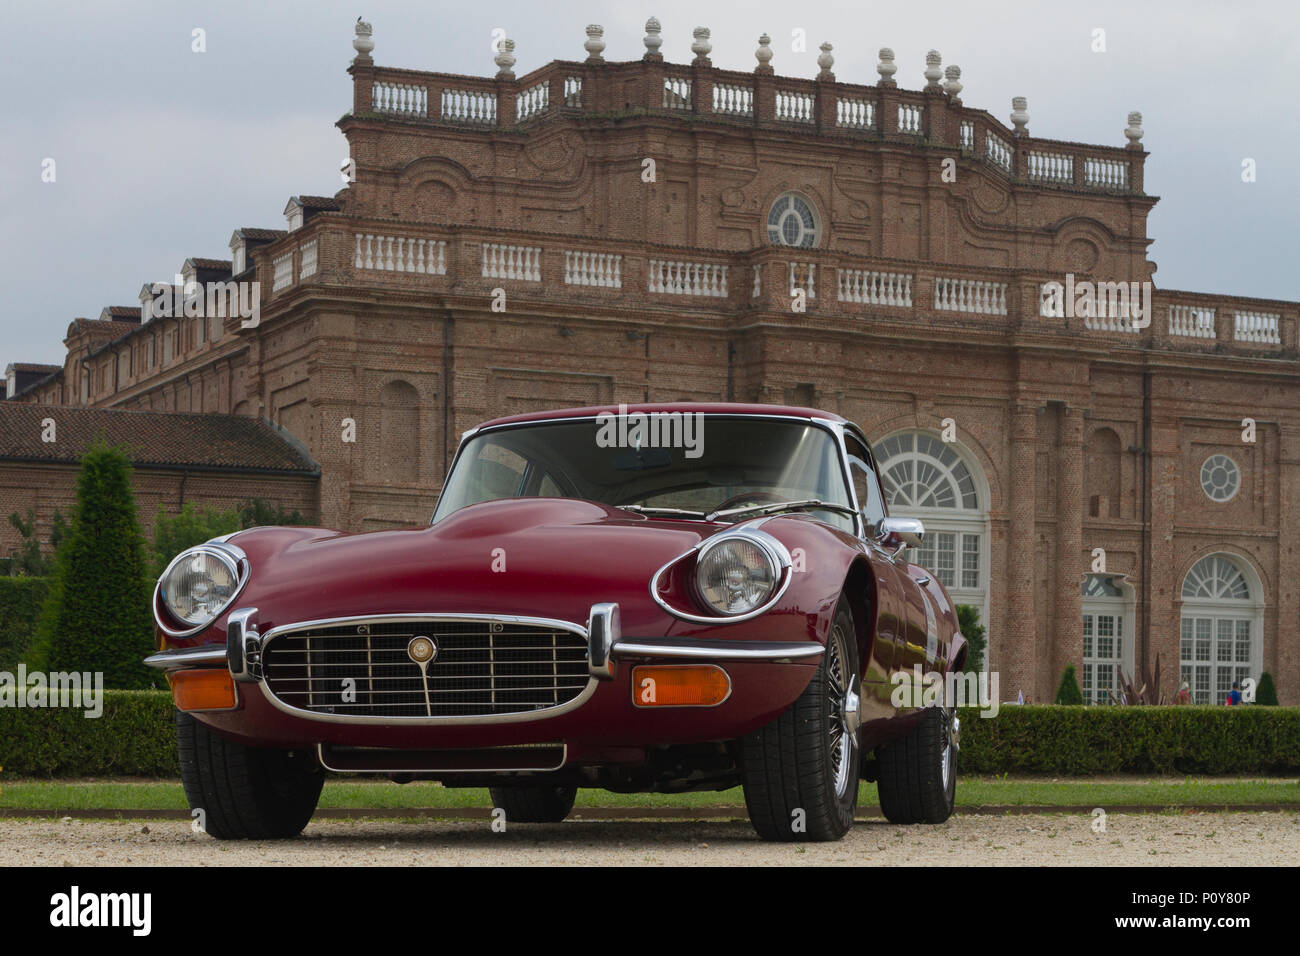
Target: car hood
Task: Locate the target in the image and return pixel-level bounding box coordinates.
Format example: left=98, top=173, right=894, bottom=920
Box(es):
left=228, top=498, right=724, bottom=632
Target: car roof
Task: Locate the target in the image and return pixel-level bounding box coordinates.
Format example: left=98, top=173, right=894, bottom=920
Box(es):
left=476, top=402, right=851, bottom=431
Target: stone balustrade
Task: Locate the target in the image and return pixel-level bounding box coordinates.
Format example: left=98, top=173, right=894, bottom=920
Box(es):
left=266, top=221, right=1297, bottom=359
left=351, top=45, right=1144, bottom=195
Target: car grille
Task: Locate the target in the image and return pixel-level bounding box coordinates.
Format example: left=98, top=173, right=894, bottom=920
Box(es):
left=261, top=618, right=591, bottom=718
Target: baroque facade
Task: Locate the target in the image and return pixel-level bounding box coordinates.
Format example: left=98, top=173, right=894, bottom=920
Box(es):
left=7, top=20, right=1298, bottom=704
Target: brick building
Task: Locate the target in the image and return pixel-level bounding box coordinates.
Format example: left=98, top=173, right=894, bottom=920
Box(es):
left=6, top=19, right=1298, bottom=704
left=0, top=404, right=319, bottom=545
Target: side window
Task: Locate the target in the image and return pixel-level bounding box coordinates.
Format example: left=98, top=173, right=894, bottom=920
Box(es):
left=465, top=443, right=528, bottom=503
left=845, top=436, right=886, bottom=534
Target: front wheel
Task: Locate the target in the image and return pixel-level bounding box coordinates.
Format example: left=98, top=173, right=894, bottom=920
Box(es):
left=740, top=599, right=861, bottom=842
left=175, top=710, right=323, bottom=839
left=876, top=705, right=957, bottom=824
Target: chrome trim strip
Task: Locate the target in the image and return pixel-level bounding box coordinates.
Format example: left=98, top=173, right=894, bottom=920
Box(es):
left=612, top=638, right=823, bottom=662
left=256, top=612, right=599, bottom=726
left=143, top=646, right=229, bottom=671
left=586, top=602, right=619, bottom=680
left=648, top=526, right=794, bottom=625
left=152, top=540, right=251, bottom=639
left=316, top=742, right=568, bottom=774
left=434, top=412, right=853, bottom=526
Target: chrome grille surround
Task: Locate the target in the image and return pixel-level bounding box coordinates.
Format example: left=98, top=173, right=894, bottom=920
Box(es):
left=258, top=613, right=597, bottom=725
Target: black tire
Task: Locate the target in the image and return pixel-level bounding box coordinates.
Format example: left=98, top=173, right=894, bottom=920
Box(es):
left=175, top=710, right=323, bottom=839
left=876, top=704, right=957, bottom=824
left=740, top=599, right=861, bottom=842
left=488, top=784, right=577, bottom=823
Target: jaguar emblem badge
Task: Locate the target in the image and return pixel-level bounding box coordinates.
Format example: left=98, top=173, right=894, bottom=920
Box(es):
left=407, top=635, right=437, bottom=664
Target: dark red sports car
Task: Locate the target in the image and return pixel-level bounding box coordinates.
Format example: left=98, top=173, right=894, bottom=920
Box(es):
left=147, top=404, right=965, bottom=841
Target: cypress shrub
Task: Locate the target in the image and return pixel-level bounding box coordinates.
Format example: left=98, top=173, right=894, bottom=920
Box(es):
left=1256, top=672, right=1279, bottom=706
left=31, top=441, right=158, bottom=689
left=1054, top=664, right=1084, bottom=705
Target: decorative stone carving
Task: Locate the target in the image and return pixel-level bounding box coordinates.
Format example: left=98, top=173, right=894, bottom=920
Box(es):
left=925, top=50, right=943, bottom=89
left=943, top=64, right=963, bottom=100
left=494, top=38, right=516, bottom=78
left=353, top=19, right=374, bottom=62
left=1125, top=111, right=1144, bottom=144
left=877, top=48, right=897, bottom=86
left=1010, top=96, right=1029, bottom=134
left=691, top=26, right=712, bottom=64
left=817, top=42, right=834, bottom=79
left=755, top=33, right=773, bottom=70
left=584, top=24, right=605, bottom=63
left=643, top=17, right=663, bottom=58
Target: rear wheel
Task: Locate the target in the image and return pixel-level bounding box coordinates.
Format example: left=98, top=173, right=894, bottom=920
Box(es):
left=488, top=784, right=577, bottom=823
left=741, top=599, right=861, bottom=842
left=876, top=704, right=957, bottom=824
left=175, top=710, right=323, bottom=839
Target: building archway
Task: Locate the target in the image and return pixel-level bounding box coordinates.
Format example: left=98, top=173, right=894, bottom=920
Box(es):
left=1081, top=573, right=1136, bottom=704
left=1179, top=552, right=1264, bottom=705
left=872, top=430, right=991, bottom=640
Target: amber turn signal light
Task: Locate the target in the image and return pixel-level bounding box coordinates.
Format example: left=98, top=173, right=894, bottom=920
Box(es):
left=632, top=664, right=731, bottom=707
left=170, top=668, right=238, bottom=712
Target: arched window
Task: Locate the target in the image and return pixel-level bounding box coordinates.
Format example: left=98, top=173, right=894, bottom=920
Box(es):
left=873, top=431, right=988, bottom=621
left=1179, top=554, right=1262, bottom=705
left=1081, top=574, right=1134, bottom=704
left=378, top=380, right=420, bottom=483
left=766, top=193, right=821, bottom=248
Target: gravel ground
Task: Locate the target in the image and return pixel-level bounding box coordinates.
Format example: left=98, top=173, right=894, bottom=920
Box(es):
left=3, top=811, right=1297, bottom=865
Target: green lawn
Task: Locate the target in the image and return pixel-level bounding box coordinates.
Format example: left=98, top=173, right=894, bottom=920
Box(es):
left=1, top=777, right=1297, bottom=812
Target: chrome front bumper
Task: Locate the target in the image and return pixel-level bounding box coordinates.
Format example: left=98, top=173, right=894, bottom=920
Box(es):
left=144, top=602, right=825, bottom=679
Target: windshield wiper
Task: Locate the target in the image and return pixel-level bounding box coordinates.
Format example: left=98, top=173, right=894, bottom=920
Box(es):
left=615, top=504, right=709, bottom=518
left=705, top=499, right=859, bottom=522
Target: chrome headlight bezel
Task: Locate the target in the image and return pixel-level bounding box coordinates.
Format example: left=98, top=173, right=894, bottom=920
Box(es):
left=154, top=540, right=250, bottom=638
left=650, top=527, right=793, bottom=625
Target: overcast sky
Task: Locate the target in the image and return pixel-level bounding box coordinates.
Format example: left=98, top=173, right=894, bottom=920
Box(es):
left=3, top=0, right=1297, bottom=366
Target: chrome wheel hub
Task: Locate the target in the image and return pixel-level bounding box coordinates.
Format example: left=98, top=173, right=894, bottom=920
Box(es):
left=825, top=624, right=859, bottom=799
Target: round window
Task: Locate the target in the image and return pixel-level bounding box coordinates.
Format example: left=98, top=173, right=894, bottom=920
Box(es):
left=1200, top=454, right=1240, bottom=502
left=766, top=193, right=821, bottom=248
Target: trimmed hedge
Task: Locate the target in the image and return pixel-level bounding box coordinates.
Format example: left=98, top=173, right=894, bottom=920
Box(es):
left=956, top=705, right=1300, bottom=775
left=0, top=577, right=50, bottom=671
left=1, top=694, right=1298, bottom=778
left=0, top=690, right=177, bottom=777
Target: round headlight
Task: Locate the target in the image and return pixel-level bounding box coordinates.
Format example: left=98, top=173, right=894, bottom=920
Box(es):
left=695, top=537, right=780, bottom=616
left=160, top=547, right=240, bottom=627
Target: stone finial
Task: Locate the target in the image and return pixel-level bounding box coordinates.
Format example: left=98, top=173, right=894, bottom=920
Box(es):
left=494, top=38, right=516, bottom=79
left=1125, top=111, right=1144, bottom=144
left=876, top=47, right=897, bottom=86
left=817, top=42, right=834, bottom=80
left=584, top=24, right=606, bottom=62
left=943, top=64, right=963, bottom=101
left=643, top=17, right=663, bottom=59
left=1010, top=96, right=1030, bottom=134
left=924, top=49, right=943, bottom=89
left=691, top=26, right=712, bottom=65
left=352, top=18, right=374, bottom=63
left=755, top=33, right=773, bottom=72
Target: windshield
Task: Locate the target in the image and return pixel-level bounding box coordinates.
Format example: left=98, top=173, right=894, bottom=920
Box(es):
left=432, top=416, right=855, bottom=531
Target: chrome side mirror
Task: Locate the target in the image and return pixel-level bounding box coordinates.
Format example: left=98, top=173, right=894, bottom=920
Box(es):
left=877, top=516, right=925, bottom=551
